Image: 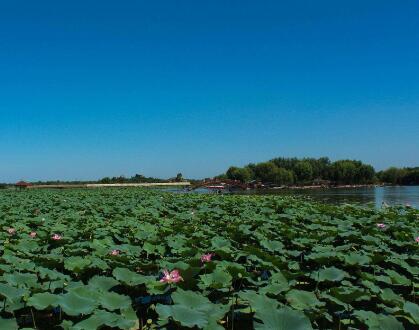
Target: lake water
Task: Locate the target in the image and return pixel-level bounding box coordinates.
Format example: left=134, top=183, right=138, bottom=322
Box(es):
left=168, top=186, right=419, bottom=208
left=238, top=186, right=419, bottom=208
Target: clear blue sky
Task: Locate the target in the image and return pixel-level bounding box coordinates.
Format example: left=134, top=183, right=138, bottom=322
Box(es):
left=1, top=1, right=418, bottom=182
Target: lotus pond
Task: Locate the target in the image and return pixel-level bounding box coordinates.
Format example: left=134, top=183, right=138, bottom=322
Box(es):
left=0, top=188, right=418, bottom=329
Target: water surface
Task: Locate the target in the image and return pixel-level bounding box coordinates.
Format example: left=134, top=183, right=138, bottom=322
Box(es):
left=166, top=186, right=419, bottom=208
left=239, top=186, right=419, bottom=208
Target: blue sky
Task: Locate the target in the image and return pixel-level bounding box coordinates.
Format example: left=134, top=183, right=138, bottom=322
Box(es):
left=1, top=1, right=418, bottom=182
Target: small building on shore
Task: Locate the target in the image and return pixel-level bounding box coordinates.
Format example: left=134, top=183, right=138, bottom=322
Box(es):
left=15, top=181, right=32, bottom=189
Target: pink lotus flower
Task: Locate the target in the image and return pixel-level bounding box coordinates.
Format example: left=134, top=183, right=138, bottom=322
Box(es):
left=160, top=269, right=183, bottom=284
left=201, top=253, right=214, bottom=263
left=29, top=231, right=37, bottom=238
left=7, top=228, right=16, bottom=235
left=110, top=249, right=120, bottom=256
left=415, top=237, right=419, bottom=243
left=377, top=223, right=386, bottom=229
left=51, top=233, right=62, bottom=240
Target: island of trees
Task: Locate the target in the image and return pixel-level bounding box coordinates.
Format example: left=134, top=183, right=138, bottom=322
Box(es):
left=220, top=157, right=419, bottom=186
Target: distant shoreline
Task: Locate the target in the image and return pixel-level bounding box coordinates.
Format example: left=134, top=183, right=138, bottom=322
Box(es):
left=274, top=184, right=382, bottom=190
left=255, top=183, right=419, bottom=191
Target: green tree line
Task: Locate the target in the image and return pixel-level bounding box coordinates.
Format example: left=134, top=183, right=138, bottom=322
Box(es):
left=223, top=157, right=419, bottom=186
left=98, top=174, right=168, bottom=184
left=377, top=167, right=419, bottom=185
left=5, top=173, right=183, bottom=186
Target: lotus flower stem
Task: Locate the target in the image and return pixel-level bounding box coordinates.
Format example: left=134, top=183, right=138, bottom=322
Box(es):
left=229, top=289, right=236, bottom=330
left=30, top=307, right=37, bottom=329
left=315, top=271, right=320, bottom=292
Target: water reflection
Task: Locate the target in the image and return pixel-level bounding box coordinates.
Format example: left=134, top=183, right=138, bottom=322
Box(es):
left=239, top=186, right=419, bottom=208
left=161, top=186, right=419, bottom=208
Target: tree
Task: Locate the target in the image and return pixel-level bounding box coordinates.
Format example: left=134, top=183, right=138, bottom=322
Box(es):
left=252, top=162, right=293, bottom=185
left=271, top=167, right=294, bottom=185
left=253, top=162, right=278, bottom=183
left=329, top=160, right=375, bottom=184
left=294, top=161, right=313, bottom=183
left=401, top=168, right=419, bottom=185
left=226, top=166, right=253, bottom=182
left=380, top=167, right=405, bottom=184
left=100, top=177, right=111, bottom=184
left=175, top=173, right=183, bottom=182
left=224, top=157, right=379, bottom=186
left=330, top=160, right=358, bottom=184
left=356, top=164, right=375, bottom=184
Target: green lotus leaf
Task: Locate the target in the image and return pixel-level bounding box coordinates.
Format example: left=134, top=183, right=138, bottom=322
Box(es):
left=146, top=280, right=168, bottom=295
left=68, top=285, right=100, bottom=300
left=121, top=306, right=140, bottom=326
left=0, top=317, right=18, bottom=330
left=157, top=289, right=228, bottom=329
left=330, top=286, right=370, bottom=303
left=172, top=288, right=211, bottom=308
left=320, top=293, right=349, bottom=309
left=285, top=290, right=325, bottom=310
left=46, top=279, right=66, bottom=292
left=0, top=283, right=27, bottom=302
left=2, top=272, right=39, bottom=288
left=384, top=269, right=411, bottom=286
left=343, top=253, right=371, bottom=266
left=58, top=291, right=97, bottom=316
left=260, top=239, right=284, bottom=252
left=0, top=264, right=12, bottom=273
left=254, top=305, right=313, bottom=330
left=59, top=320, right=74, bottom=330
left=88, top=276, right=119, bottom=292
left=307, top=251, right=337, bottom=263
left=311, top=267, right=349, bottom=282
left=89, top=256, right=109, bottom=270
left=211, top=236, right=232, bottom=252
left=64, top=256, right=92, bottom=273
left=204, top=303, right=230, bottom=330
left=260, top=272, right=290, bottom=295
left=260, top=282, right=290, bottom=295
left=14, top=240, right=40, bottom=252
left=199, top=267, right=233, bottom=289
left=353, top=310, right=404, bottom=330
left=379, top=288, right=404, bottom=307
left=157, top=304, right=208, bottom=328
left=38, top=267, right=69, bottom=281
left=239, top=291, right=279, bottom=311
left=112, top=267, right=154, bottom=286
left=361, top=280, right=381, bottom=294
left=99, top=291, right=131, bottom=311
left=216, top=261, right=246, bottom=278
left=143, top=242, right=165, bottom=255
left=403, top=301, right=419, bottom=324
left=28, top=292, right=60, bottom=310
left=72, top=309, right=135, bottom=330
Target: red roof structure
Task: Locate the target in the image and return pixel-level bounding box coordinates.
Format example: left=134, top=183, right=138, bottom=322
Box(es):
left=15, top=181, right=32, bottom=188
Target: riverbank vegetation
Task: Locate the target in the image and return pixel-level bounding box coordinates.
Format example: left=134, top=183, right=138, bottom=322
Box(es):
left=0, top=189, right=418, bottom=329
left=377, top=167, right=419, bottom=186
left=223, top=157, right=419, bottom=186
left=0, top=174, right=185, bottom=188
